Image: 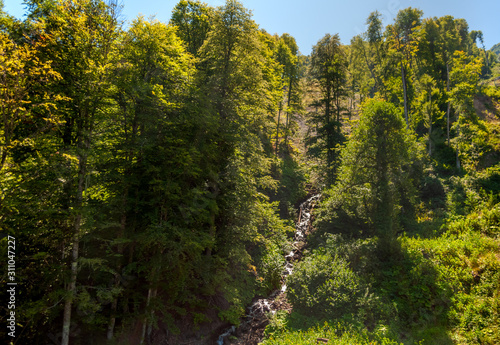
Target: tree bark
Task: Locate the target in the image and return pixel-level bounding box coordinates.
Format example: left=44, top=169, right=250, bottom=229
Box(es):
left=284, top=78, right=293, bottom=151
left=456, top=112, right=461, bottom=170
left=446, top=63, right=451, bottom=146
left=61, top=228, right=79, bottom=345
left=106, top=293, right=118, bottom=340
left=61, top=147, right=87, bottom=345
left=401, top=62, right=409, bottom=128
left=482, top=46, right=489, bottom=70
left=428, top=92, right=432, bottom=156
left=107, top=211, right=126, bottom=340
left=361, top=45, right=378, bottom=96
left=325, top=85, right=334, bottom=185
left=140, top=287, right=153, bottom=345
left=275, top=102, right=282, bottom=156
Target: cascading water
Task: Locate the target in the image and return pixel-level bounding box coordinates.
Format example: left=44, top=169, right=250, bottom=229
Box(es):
left=216, top=194, right=320, bottom=345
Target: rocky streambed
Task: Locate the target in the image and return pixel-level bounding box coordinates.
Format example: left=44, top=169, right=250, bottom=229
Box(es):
left=217, top=194, right=320, bottom=345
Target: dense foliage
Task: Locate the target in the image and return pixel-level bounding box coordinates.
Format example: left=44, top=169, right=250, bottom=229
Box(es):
left=0, top=1, right=303, bottom=343
left=0, top=1, right=499, bottom=344
left=273, top=7, right=500, bottom=345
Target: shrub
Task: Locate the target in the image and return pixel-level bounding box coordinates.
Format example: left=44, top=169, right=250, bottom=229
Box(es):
left=259, top=243, right=286, bottom=291
left=262, top=321, right=402, bottom=345
left=287, top=248, right=361, bottom=318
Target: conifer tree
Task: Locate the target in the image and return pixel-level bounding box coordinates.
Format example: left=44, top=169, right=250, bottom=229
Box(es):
left=310, top=33, right=347, bottom=185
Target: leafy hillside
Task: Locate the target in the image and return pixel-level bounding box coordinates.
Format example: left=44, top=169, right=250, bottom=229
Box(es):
left=491, top=42, right=500, bottom=57
left=262, top=8, right=500, bottom=345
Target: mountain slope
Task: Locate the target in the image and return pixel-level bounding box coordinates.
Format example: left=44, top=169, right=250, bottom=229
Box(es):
left=491, top=42, right=500, bottom=57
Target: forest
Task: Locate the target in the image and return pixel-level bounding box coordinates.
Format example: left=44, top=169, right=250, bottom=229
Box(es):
left=0, top=0, right=499, bottom=344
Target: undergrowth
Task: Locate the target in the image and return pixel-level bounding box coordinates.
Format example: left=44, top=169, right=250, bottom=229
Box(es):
left=261, top=168, right=500, bottom=344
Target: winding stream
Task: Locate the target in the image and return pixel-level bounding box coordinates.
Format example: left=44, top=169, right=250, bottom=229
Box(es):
left=217, top=194, right=320, bottom=345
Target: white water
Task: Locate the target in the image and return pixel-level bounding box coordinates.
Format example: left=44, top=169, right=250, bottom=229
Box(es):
left=216, top=194, right=320, bottom=345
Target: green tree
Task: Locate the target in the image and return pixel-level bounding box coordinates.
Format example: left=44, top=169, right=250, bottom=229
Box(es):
left=350, top=36, right=374, bottom=98
left=274, top=34, right=300, bottom=155
left=470, top=29, right=490, bottom=76
left=437, top=16, right=463, bottom=146
left=0, top=31, right=60, bottom=171
left=318, top=99, right=419, bottom=256
left=386, top=7, right=423, bottom=127
left=0, top=9, right=68, bottom=343
left=199, top=0, right=255, bottom=122
left=25, top=1, right=120, bottom=343
left=104, top=15, right=200, bottom=340
left=348, top=11, right=387, bottom=102
left=309, top=33, right=347, bottom=185
left=365, top=11, right=385, bottom=94
left=415, top=74, right=444, bottom=156
left=198, top=0, right=281, bottom=177
left=170, top=0, right=213, bottom=56
left=194, top=0, right=289, bottom=325
left=449, top=50, right=482, bottom=171
left=279, top=33, right=301, bottom=150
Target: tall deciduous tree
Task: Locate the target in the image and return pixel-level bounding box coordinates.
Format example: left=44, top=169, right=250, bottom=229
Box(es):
left=470, top=30, right=490, bottom=75
left=27, top=1, right=120, bottom=343
left=415, top=74, right=443, bottom=156
left=195, top=0, right=288, bottom=323
left=449, top=51, right=482, bottom=171
left=105, top=16, right=198, bottom=340
left=0, top=9, right=69, bottom=342
left=349, top=35, right=373, bottom=101
left=436, top=16, right=463, bottom=146
left=274, top=34, right=300, bottom=155
left=365, top=11, right=384, bottom=94
left=280, top=33, right=301, bottom=150
left=170, top=0, right=213, bottom=56
left=0, top=31, right=60, bottom=171
left=386, top=7, right=423, bottom=127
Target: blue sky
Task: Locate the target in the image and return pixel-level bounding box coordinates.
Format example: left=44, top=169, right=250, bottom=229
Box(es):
left=3, top=0, right=499, bottom=54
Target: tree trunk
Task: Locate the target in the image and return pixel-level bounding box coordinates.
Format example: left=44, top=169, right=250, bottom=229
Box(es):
left=428, top=92, right=432, bottom=156
left=456, top=112, right=461, bottom=170
left=61, top=148, right=87, bottom=345
left=106, top=294, right=118, bottom=340
left=349, top=91, right=353, bottom=120
left=336, top=86, right=341, bottom=127
left=61, top=226, right=80, bottom=345
left=483, top=47, right=489, bottom=70
left=275, top=102, right=282, bottom=156
left=140, top=287, right=153, bottom=345
left=284, top=110, right=289, bottom=150
left=147, top=289, right=158, bottom=341
left=284, top=78, right=293, bottom=151
left=446, top=63, right=451, bottom=146
left=375, top=130, right=393, bottom=258
left=362, top=45, right=378, bottom=96
left=107, top=211, right=126, bottom=340
left=401, top=62, right=409, bottom=128
left=141, top=279, right=159, bottom=344
left=325, top=85, right=334, bottom=185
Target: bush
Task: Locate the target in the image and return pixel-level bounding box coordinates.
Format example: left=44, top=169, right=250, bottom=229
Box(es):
left=259, top=243, right=286, bottom=291
left=420, top=171, right=446, bottom=209
left=287, top=248, right=361, bottom=319
left=482, top=85, right=500, bottom=100
left=262, top=320, right=402, bottom=345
